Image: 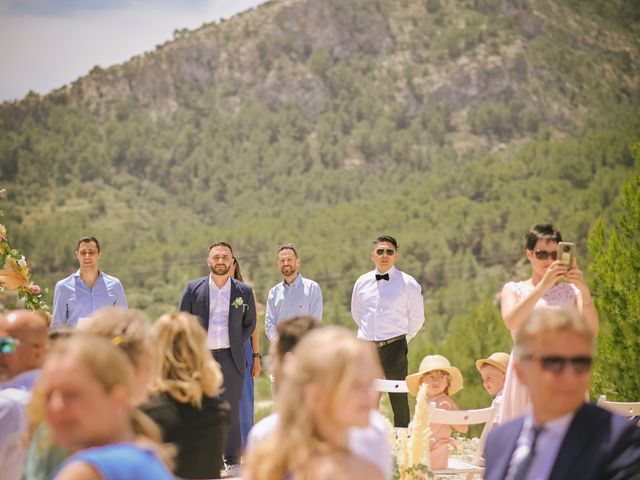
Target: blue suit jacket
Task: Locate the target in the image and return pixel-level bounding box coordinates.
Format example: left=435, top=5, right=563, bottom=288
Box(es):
left=484, top=403, right=640, bottom=480
left=179, top=275, right=257, bottom=375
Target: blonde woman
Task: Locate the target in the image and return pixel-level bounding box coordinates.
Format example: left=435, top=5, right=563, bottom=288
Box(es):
left=244, top=326, right=384, bottom=480
left=141, top=312, right=230, bottom=479
left=41, top=335, right=173, bottom=479
left=22, top=308, right=155, bottom=479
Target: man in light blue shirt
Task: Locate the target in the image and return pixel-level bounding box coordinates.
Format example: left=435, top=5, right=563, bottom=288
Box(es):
left=51, top=236, right=127, bottom=328
left=264, top=244, right=323, bottom=342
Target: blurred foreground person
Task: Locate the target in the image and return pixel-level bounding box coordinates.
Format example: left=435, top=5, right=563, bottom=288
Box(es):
left=0, top=310, right=49, bottom=480
left=22, top=308, right=154, bottom=479
left=41, top=335, right=173, bottom=479
left=484, top=308, right=640, bottom=480
left=245, top=326, right=385, bottom=480
left=141, top=312, right=230, bottom=479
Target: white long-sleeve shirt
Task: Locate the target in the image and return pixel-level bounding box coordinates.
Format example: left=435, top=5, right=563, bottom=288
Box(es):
left=351, top=266, right=425, bottom=342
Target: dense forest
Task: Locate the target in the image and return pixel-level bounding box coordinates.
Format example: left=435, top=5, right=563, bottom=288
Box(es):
left=1, top=0, right=639, bottom=407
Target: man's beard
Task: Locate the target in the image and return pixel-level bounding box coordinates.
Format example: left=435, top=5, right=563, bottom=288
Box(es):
left=280, top=266, right=296, bottom=277
left=211, top=264, right=230, bottom=276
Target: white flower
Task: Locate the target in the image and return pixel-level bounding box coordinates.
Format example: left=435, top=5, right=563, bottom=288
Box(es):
left=232, top=297, right=245, bottom=309
left=17, top=256, right=27, bottom=268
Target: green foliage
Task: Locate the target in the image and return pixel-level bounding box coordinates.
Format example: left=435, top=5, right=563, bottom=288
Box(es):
left=588, top=144, right=640, bottom=400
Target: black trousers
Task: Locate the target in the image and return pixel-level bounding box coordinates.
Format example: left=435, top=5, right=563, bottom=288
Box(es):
left=377, top=337, right=410, bottom=427
left=212, top=348, right=243, bottom=465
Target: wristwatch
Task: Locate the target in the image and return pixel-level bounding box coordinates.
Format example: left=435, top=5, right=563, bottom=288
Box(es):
left=252, top=352, right=262, bottom=360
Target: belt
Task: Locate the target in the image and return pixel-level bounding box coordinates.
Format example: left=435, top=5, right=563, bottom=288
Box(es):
left=211, top=347, right=231, bottom=352
left=371, top=334, right=405, bottom=349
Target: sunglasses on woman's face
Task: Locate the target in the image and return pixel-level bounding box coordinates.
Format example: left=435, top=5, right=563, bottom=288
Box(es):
left=533, top=249, right=558, bottom=260
left=523, top=354, right=592, bottom=374
left=0, top=338, right=21, bottom=354
left=375, top=248, right=395, bottom=257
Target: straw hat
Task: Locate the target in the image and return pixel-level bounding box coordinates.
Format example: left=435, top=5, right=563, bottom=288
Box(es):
left=405, top=354, right=463, bottom=397
left=475, top=352, right=510, bottom=374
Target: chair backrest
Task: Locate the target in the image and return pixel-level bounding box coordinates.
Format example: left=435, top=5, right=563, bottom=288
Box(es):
left=373, top=378, right=409, bottom=393
left=597, top=395, right=640, bottom=417
left=430, top=406, right=497, bottom=467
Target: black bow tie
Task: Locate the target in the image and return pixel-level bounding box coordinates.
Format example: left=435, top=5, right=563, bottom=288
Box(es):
left=375, top=273, right=389, bottom=281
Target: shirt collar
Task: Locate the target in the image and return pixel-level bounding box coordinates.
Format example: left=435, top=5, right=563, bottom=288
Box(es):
left=209, top=274, right=231, bottom=290
left=524, top=408, right=575, bottom=436
left=74, top=269, right=103, bottom=278
left=374, top=266, right=397, bottom=278
left=283, top=273, right=302, bottom=287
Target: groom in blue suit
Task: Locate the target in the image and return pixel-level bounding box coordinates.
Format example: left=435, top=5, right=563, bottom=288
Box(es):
left=180, top=241, right=256, bottom=469
left=484, top=308, right=640, bottom=480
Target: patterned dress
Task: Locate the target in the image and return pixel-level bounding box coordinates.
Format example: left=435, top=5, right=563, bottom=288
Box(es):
left=499, top=281, right=579, bottom=423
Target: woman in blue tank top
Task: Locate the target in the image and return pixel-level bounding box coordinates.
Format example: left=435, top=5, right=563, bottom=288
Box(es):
left=39, top=335, right=173, bottom=480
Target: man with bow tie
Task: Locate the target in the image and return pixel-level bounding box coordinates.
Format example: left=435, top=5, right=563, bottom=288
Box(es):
left=351, top=235, right=425, bottom=427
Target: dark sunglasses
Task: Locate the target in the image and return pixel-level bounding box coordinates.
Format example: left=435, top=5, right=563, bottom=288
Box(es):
left=0, top=338, right=21, bottom=354
left=375, top=248, right=395, bottom=256
left=533, top=249, right=558, bottom=260
left=523, top=354, right=593, bottom=374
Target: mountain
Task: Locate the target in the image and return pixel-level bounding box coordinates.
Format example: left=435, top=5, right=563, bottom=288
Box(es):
left=1, top=0, right=639, bottom=405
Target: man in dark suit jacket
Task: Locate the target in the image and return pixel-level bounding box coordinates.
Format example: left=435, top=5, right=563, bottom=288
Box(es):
left=485, top=308, right=640, bottom=480
left=179, top=241, right=256, bottom=469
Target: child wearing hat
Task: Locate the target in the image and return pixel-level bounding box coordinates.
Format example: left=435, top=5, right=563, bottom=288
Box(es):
left=405, top=354, right=468, bottom=469
left=476, top=352, right=509, bottom=422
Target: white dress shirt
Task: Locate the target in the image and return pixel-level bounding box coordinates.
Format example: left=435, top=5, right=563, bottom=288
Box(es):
left=506, top=410, right=575, bottom=480
left=207, top=275, right=231, bottom=349
left=351, top=267, right=425, bottom=341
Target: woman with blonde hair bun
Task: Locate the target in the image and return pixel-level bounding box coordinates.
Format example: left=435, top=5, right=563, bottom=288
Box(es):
left=244, top=326, right=384, bottom=480
left=41, top=335, right=173, bottom=479
left=141, top=312, right=230, bottom=479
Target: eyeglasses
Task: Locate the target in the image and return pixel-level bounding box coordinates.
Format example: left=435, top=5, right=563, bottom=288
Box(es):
left=0, top=338, right=21, bottom=354
left=523, top=354, right=593, bottom=374
left=375, top=248, right=395, bottom=257
left=533, top=250, right=558, bottom=260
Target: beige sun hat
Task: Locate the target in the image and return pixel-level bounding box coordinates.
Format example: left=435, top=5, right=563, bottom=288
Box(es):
left=475, top=352, right=510, bottom=374
left=405, top=354, right=463, bottom=397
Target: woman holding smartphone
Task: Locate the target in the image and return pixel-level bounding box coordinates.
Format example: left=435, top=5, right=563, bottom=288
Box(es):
left=499, top=223, right=599, bottom=423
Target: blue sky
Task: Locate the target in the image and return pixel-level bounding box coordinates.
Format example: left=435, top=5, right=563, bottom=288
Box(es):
left=0, top=0, right=267, bottom=101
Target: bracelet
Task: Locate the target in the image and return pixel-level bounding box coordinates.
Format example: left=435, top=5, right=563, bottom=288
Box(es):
left=253, top=352, right=262, bottom=359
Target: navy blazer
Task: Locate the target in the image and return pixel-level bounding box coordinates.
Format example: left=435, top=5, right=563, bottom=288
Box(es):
left=179, top=275, right=257, bottom=375
left=484, top=403, right=640, bottom=480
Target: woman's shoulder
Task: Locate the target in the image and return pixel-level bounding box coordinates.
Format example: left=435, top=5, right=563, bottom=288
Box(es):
left=304, top=451, right=382, bottom=480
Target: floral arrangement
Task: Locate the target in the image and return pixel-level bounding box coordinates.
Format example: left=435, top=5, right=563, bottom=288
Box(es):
left=0, top=188, right=49, bottom=314
left=392, top=383, right=434, bottom=479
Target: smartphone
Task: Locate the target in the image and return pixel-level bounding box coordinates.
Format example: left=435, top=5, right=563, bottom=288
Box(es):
left=557, top=242, right=575, bottom=268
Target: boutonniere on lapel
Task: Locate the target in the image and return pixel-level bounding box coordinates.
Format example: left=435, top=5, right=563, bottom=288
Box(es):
left=232, top=296, right=249, bottom=312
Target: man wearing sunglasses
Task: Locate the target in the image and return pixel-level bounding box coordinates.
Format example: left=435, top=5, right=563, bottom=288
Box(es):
left=484, top=308, right=640, bottom=480
left=0, top=310, right=49, bottom=480
left=351, top=235, right=425, bottom=427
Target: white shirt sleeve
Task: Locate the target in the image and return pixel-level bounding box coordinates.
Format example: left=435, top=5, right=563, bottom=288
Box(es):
left=405, top=276, right=425, bottom=341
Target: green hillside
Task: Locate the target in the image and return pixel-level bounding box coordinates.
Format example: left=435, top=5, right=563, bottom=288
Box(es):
left=1, top=0, right=639, bottom=407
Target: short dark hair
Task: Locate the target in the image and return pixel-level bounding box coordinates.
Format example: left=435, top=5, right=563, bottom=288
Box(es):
left=275, top=315, right=321, bottom=358
left=277, top=244, right=298, bottom=258
left=373, top=235, right=398, bottom=250
left=524, top=224, right=562, bottom=250
left=76, top=236, right=101, bottom=252
left=208, top=241, right=234, bottom=255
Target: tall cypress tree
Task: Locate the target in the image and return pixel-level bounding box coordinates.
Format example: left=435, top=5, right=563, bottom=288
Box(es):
left=589, top=144, right=640, bottom=400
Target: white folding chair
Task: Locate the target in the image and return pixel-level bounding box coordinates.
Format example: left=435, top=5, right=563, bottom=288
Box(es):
left=429, top=405, right=497, bottom=480
left=373, top=378, right=409, bottom=393
left=597, top=394, right=640, bottom=417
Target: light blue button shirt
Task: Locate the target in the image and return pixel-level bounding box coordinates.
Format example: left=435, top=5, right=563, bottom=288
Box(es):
left=51, top=270, right=128, bottom=328
left=265, top=273, right=323, bottom=341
